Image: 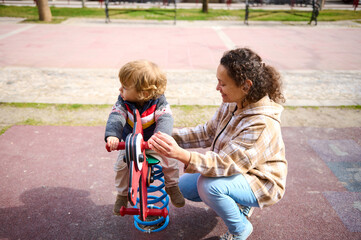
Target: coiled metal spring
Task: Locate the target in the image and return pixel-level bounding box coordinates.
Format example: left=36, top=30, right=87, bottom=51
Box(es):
left=134, top=164, right=170, bottom=233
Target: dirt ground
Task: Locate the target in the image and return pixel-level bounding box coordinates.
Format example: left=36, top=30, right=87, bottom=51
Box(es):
left=0, top=106, right=360, bottom=133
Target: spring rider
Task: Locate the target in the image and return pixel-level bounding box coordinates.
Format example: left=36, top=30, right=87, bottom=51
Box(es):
left=106, top=108, right=170, bottom=233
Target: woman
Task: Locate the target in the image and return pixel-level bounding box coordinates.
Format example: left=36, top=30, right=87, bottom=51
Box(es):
left=149, top=48, right=288, bottom=240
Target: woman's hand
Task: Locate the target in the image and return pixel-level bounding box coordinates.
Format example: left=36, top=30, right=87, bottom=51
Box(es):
left=148, top=132, right=191, bottom=165
left=106, top=136, right=120, bottom=151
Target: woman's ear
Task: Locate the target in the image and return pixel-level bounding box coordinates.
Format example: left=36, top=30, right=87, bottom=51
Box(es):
left=243, top=79, right=253, bottom=93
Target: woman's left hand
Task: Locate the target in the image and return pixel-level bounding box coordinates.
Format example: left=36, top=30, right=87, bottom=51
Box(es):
left=148, top=132, right=191, bottom=165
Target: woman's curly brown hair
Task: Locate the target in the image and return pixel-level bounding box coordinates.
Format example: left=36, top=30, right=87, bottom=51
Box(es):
left=220, top=48, right=285, bottom=104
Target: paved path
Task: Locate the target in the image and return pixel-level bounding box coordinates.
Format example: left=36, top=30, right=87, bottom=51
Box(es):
left=0, top=17, right=361, bottom=106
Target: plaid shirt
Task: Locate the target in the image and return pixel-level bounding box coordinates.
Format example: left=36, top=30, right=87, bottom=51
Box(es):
left=173, top=96, right=287, bottom=208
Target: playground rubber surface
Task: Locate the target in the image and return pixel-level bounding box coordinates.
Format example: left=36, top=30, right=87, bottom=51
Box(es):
left=0, top=125, right=360, bottom=239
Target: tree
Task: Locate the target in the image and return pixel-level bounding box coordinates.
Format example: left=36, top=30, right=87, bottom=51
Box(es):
left=202, top=0, right=208, bottom=13
left=37, top=0, right=52, bottom=22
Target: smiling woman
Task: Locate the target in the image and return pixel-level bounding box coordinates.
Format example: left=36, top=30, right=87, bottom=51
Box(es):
left=216, top=64, right=251, bottom=108
left=148, top=48, right=288, bottom=240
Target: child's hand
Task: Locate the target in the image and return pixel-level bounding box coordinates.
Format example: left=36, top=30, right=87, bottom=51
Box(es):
left=107, top=136, right=120, bottom=151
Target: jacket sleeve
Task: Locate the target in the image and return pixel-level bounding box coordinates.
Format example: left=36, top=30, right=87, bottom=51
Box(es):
left=154, top=95, right=173, bottom=136
left=104, top=96, right=127, bottom=142
left=185, top=119, right=267, bottom=177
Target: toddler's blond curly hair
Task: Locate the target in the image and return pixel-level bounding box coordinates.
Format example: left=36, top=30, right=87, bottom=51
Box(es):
left=118, top=60, right=167, bottom=101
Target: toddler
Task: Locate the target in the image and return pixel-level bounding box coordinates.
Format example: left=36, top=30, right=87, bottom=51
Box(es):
left=105, top=60, right=185, bottom=215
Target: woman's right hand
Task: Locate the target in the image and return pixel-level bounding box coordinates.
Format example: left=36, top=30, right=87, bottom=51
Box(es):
left=106, top=136, right=120, bottom=151
left=148, top=132, right=191, bottom=165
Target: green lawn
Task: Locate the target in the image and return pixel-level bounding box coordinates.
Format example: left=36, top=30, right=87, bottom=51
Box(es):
left=0, top=5, right=360, bottom=22
left=0, top=102, right=359, bottom=135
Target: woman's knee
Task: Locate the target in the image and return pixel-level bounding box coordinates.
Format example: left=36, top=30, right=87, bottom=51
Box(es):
left=197, top=176, right=222, bottom=201
left=179, top=173, right=202, bottom=202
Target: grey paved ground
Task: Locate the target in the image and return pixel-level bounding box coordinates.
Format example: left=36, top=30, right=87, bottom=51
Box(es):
left=1, top=67, right=361, bottom=106
left=1, top=67, right=360, bottom=106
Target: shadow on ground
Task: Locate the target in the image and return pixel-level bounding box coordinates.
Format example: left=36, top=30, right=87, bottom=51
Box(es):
left=0, top=186, right=219, bottom=240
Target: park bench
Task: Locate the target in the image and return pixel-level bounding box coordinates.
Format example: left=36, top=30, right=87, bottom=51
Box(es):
left=104, top=0, right=177, bottom=24
left=244, top=0, right=322, bottom=25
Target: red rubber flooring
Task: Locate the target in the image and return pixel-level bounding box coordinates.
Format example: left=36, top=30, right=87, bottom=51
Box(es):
left=0, top=125, right=360, bottom=239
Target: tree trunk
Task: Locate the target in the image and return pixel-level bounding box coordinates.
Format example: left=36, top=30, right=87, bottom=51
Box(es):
left=37, top=0, right=52, bottom=22
left=82, top=0, right=86, bottom=8
left=202, top=0, right=208, bottom=13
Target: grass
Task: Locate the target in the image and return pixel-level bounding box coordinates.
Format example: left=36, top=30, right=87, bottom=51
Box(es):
left=1, top=102, right=360, bottom=135
left=0, top=102, right=110, bottom=110
left=0, top=125, right=11, bottom=135
left=338, top=105, right=361, bottom=109
left=21, top=118, right=45, bottom=125
left=284, top=105, right=361, bottom=110
left=0, top=5, right=360, bottom=23
left=0, top=102, right=219, bottom=135
left=22, top=17, right=66, bottom=24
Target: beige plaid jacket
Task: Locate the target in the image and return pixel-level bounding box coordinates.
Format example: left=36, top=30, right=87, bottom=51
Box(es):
left=173, top=96, right=287, bottom=208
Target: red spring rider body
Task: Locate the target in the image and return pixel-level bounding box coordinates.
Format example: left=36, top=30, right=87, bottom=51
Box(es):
left=106, top=109, right=168, bottom=222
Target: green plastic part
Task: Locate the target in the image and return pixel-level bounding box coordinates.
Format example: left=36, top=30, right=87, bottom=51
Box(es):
left=146, top=155, right=160, bottom=165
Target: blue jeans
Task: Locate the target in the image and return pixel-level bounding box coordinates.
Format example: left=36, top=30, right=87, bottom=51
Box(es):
left=179, top=173, right=259, bottom=235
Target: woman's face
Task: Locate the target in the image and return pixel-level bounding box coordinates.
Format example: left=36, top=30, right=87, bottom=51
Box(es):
left=216, top=64, right=247, bottom=108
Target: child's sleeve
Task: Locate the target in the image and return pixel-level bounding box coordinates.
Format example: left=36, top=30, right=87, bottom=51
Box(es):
left=104, top=96, right=127, bottom=142
left=154, top=95, right=173, bottom=136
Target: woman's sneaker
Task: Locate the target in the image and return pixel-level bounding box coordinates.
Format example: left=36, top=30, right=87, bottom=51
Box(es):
left=219, top=219, right=253, bottom=240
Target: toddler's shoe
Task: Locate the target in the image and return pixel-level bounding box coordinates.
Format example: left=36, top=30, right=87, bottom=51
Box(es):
left=113, top=194, right=128, bottom=215
left=165, top=185, right=185, bottom=208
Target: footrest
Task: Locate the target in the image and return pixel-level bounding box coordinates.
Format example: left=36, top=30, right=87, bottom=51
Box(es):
left=146, top=155, right=160, bottom=165
left=120, top=206, right=168, bottom=219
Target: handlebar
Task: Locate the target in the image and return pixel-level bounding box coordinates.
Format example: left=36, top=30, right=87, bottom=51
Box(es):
left=106, top=141, right=150, bottom=152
